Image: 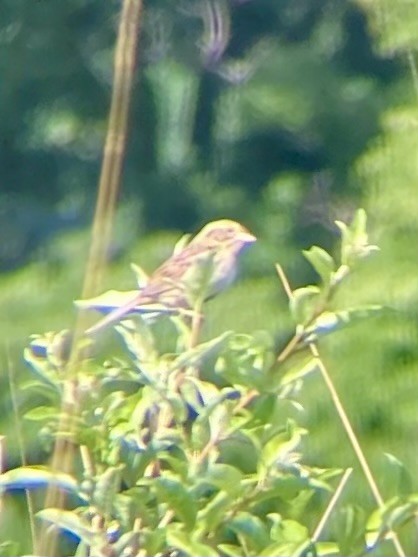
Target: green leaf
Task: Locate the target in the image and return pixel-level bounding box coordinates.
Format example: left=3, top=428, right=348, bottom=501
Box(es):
left=37, top=508, right=104, bottom=546
left=201, top=463, right=244, bottom=497
left=197, top=490, right=232, bottom=532
left=302, top=305, right=382, bottom=343
left=218, top=431, right=260, bottom=473
left=169, top=332, right=232, bottom=372
left=314, top=541, right=341, bottom=556
left=386, top=501, right=418, bottom=528
left=366, top=496, right=418, bottom=549
left=216, top=544, right=243, bottom=557
left=112, top=531, right=142, bottom=556
left=335, top=209, right=379, bottom=266
left=383, top=453, right=413, bottom=495
left=260, top=518, right=310, bottom=556
left=20, top=379, right=58, bottom=401
left=189, top=385, right=236, bottom=449
left=0, top=467, right=81, bottom=496
left=303, top=246, right=335, bottom=285
left=191, top=414, right=212, bottom=451
left=228, top=512, right=270, bottom=553
left=155, top=474, right=197, bottom=530
left=74, top=289, right=142, bottom=313
left=115, top=314, right=157, bottom=363
left=165, top=392, right=189, bottom=424
left=172, top=233, right=192, bottom=255
left=166, top=526, right=220, bottom=557
left=216, top=333, right=274, bottom=390
left=252, top=476, right=309, bottom=506
left=280, top=356, right=319, bottom=386
left=260, top=423, right=305, bottom=470
left=93, top=466, right=123, bottom=511
left=23, top=347, right=61, bottom=391
left=260, top=540, right=313, bottom=557
left=272, top=518, right=309, bottom=542
left=330, top=264, right=350, bottom=287
left=333, top=505, right=366, bottom=556
left=0, top=541, right=20, bottom=557
left=180, top=378, right=220, bottom=415
left=259, top=541, right=299, bottom=556
left=130, top=262, right=149, bottom=288
left=24, top=405, right=58, bottom=422
left=289, top=286, right=321, bottom=325
left=209, top=404, right=231, bottom=442
left=137, top=528, right=166, bottom=556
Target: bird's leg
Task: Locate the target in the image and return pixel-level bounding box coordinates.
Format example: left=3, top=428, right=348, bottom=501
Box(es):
left=170, top=305, right=204, bottom=393
left=189, top=306, right=204, bottom=350
left=173, top=305, right=204, bottom=350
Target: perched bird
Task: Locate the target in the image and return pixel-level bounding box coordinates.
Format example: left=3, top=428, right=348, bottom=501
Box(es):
left=85, top=219, right=256, bottom=334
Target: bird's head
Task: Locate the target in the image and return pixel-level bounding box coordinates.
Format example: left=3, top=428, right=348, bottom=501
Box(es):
left=183, top=219, right=256, bottom=300
left=193, top=219, right=256, bottom=254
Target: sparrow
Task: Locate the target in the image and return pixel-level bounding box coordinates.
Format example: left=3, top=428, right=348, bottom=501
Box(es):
left=85, top=219, right=256, bottom=335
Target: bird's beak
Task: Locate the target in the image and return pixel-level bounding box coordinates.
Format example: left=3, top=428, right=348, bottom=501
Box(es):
left=238, top=230, right=257, bottom=244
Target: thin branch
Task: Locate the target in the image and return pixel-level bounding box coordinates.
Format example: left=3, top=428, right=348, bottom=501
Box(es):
left=39, top=1, right=143, bottom=555
left=81, top=0, right=143, bottom=302
left=312, top=468, right=353, bottom=542
left=275, top=263, right=293, bottom=300
left=275, top=264, right=304, bottom=363
left=311, top=343, right=406, bottom=557
left=276, top=262, right=406, bottom=556
left=189, top=307, right=204, bottom=350
left=80, top=444, right=95, bottom=478
left=158, top=509, right=175, bottom=528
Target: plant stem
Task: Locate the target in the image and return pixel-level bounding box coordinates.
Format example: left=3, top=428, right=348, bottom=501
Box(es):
left=312, top=468, right=353, bottom=542
left=312, top=344, right=406, bottom=556
left=39, top=1, right=144, bottom=554
left=276, top=262, right=406, bottom=557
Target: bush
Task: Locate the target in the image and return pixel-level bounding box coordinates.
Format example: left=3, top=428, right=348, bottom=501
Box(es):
left=2, top=210, right=415, bottom=557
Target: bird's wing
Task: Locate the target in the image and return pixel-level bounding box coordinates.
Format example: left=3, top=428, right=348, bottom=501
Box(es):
left=84, top=292, right=177, bottom=335
left=85, top=248, right=193, bottom=335
left=139, top=242, right=211, bottom=298
left=85, top=240, right=219, bottom=335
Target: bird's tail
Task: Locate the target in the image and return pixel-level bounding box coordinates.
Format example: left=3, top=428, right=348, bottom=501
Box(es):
left=84, top=297, right=176, bottom=335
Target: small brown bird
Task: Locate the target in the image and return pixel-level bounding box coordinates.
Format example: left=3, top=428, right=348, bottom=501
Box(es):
left=85, top=219, right=256, bottom=334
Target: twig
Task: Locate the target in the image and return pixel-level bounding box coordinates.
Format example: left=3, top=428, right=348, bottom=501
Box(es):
left=158, top=509, right=175, bottom=528
left=276, top=332, right=303, bottom=363
left=80, top=444, right=95, bottom=478
left=312, top=468, right=353, bottom=542
left=275, top=263, right=293, bottom=299
left=39, top=1, right=144, bottom=555
left=276, top=264, right=406, bottom=557
left=81, top=0, right=144, bottom=301
left=189, top=307, right=203, bottom=350
left=312, top=345, right=405, bottom=556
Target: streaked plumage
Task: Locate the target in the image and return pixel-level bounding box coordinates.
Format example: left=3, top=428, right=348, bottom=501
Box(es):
left=86, top=219, right=256, bottom=334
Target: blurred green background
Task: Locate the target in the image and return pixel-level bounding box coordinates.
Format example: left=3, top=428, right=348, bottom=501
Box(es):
left=2, top=0, right=418, bottom=539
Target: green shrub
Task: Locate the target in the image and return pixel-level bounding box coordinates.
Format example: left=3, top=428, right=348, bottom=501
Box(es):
left=2, top=210, right=415, bottom=557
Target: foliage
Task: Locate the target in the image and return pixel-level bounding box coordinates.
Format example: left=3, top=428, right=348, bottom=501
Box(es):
left=0, top=0, right=399, bottom=269
left=300, top=0, right=418, bottom=490
left=1, top=210, right=415, bottom=556
left=2, top=1, right=418, bottom=555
